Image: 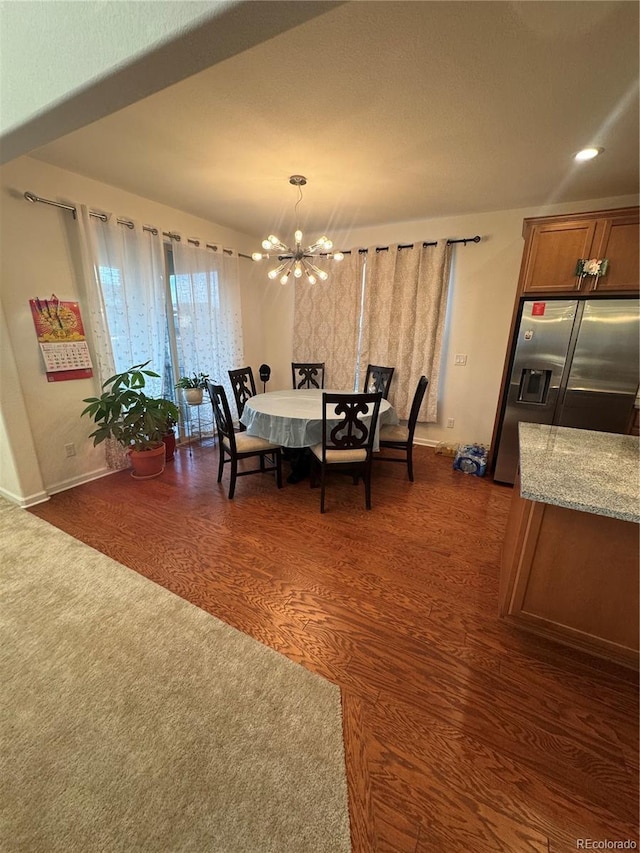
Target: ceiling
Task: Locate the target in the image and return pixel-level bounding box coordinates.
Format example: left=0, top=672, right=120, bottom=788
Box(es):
left=29, top=1, right=639, bottom=240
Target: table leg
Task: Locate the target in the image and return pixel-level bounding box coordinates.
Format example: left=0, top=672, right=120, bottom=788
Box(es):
left=285, top=448, right=312, bottom=484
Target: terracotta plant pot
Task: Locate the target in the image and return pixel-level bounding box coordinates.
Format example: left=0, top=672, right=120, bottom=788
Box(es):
left=184, top=388, right=204, bottom=405
left=163, top=430, right=176, bottom=462
left=128, top=444, right=166, bottom=479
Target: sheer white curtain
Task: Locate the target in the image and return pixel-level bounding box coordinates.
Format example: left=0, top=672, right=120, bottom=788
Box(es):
left=77, top=206, right=167, bottom=467
left=80, top=209, right=167, bottom=393
left=76, top=207, right=116, bottom=386
left=171, top=242, right=244, bottom=403
left=359, top=242, right=452, bottom=421
left=292, top=250, right=365, bottom=390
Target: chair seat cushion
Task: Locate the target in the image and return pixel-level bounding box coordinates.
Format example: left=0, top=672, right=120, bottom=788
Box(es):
left=310, top=444, right=368, bottom=464
left=225, top=434, right=279, bottom=454
left=379, top=424, right=409, bottom=443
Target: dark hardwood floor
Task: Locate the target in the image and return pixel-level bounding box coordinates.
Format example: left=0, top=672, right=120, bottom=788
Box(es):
left=30, top=442, right=639, bottom=852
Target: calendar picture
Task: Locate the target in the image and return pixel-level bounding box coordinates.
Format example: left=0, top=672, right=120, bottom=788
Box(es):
left=29, top=295, right=94, bottom=382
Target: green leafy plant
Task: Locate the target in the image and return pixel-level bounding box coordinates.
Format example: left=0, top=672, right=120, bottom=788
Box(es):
left=175, top=372, right=210, bottom=390
left=81, top=361, right=180, bottom=452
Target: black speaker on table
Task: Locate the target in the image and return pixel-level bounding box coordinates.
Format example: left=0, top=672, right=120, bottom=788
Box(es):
left=259, top=364, right=271, bottom=392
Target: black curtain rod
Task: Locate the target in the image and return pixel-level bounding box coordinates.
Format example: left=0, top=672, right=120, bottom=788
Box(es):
left=334, top=235, right=481, bottom=256
left=23, top=191, right=239, bottom=256
left=24, top=192, right=478, bottom=261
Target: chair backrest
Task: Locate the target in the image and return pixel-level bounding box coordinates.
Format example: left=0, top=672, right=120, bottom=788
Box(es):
left=407, top=376, right=429, bottom=440
left=206, top=381, right=236, bottom=453
left=292, top=362, right=325, bottom=390
left=228, top=367, right=256, bottom=419
left=321, top=392, right=382, bottom=460
left=364, top=364, right=395, bottom=398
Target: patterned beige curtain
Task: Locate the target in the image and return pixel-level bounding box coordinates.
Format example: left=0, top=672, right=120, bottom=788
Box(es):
left=359, top=242, right=452, bottom=421
left=292, top=250, right=365, bottom=390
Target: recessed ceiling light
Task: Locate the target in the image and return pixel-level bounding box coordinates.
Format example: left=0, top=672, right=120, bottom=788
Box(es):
left=574, top=147, right=604, bottom=162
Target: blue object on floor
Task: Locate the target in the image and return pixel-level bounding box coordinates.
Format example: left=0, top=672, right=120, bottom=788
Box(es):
left=453, top=443, right=488, bottom=476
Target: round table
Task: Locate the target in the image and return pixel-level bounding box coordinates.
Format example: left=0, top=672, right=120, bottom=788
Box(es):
left=239, top=388, right=398, bottom=450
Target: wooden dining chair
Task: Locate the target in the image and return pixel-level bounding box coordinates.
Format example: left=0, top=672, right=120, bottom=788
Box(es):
left=292, top=362, right=325, bottom=390
left=310, top=392, right=382, bottom=513
left=206, top=381, right=282, bottom=499
left=228, top=366, right=257, bottom=430
left=376, top=375, right=429, bottom=481
left=364, top=364, right=395, bottom=399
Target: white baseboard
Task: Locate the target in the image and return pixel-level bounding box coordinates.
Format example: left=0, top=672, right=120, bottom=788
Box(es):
left=413, top=437, right=439, bottom=448
left=0, top=486, right=50, bottom=508
left=0, top=467, right=119, bottom=507
left=47, top=467, right=118, bottom=496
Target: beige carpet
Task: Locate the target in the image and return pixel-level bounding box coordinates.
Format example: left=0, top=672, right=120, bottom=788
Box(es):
left=0, top=498, right=351, bottom=853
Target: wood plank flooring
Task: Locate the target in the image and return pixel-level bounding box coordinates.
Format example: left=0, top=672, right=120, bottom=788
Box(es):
left=30, top=442, right=639, bottom=852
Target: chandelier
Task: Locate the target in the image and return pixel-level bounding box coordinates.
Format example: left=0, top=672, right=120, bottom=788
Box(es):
left=252, top=175, right=344, bottom=285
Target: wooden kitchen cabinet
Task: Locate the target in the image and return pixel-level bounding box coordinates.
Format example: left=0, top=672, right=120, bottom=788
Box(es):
left=500, top=475, right=639, bottom=669
left=519, top=206, right=639, bottom=296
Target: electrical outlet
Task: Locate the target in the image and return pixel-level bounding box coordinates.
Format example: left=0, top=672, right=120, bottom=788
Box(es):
left=65, top=443, right=76, bottom=457
left=454, top=354, right=467, bottom=366
left=446, top=418, right=455, bottom=428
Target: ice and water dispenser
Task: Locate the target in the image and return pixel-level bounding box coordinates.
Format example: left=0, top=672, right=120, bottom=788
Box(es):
left=517, top=369, right=551, bottom=404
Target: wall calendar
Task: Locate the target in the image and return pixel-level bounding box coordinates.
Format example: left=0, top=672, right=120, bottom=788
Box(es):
left=29, top=295, right=94, bottom=382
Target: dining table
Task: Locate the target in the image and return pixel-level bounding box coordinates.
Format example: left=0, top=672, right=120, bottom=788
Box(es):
left=240, top=389, right=398, bottom=482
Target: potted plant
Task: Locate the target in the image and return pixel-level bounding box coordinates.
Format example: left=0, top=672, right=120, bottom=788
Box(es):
left=81, top=361, right=180, bottom=479
left=175, top=372, right=210, bottom=405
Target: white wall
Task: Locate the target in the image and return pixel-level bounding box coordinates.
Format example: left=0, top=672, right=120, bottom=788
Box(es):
left=260, top=193, right=639, bottom=447
left=0, top=155, right=263, bottom=504
left=0, top=300, right=47, bottom=505
left=0, top=1, right=340, bottom=162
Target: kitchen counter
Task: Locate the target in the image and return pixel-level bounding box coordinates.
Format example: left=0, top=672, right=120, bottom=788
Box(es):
left=500, top=424, right=639, bottom=669
left=518, top=423, right=640, bottom=523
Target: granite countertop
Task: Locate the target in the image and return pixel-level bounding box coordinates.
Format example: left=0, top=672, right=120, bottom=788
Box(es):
left=518, top=423, right=640, bottom=524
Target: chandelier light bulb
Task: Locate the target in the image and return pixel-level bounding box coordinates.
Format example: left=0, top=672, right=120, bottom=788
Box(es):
left=307, top=273, right=317, bottom=284
left=333, top=252, right=344, bottom=262
left=318, top=269, right=329, bottom=281
left=306, top=259, right=324, bottom=278
left=323, top=239, right=333, bottom=251
left=268, top=262, right=288, bottom=279
left=268, top=235, right=280, bottom=245
left=261, top=240, right=272, bottom=251
left=280, top=271, right=290, bottom=285
left=294, top=229, right=303, bottom=244
left=252, top=252, right=264, bottom=261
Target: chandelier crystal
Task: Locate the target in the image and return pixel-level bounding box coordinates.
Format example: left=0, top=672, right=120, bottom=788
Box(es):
left=252, top=175, right=344, bottom=285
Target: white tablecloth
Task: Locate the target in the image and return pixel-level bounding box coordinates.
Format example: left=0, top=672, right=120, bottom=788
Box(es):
left=240, top=388, right=398, bottom=449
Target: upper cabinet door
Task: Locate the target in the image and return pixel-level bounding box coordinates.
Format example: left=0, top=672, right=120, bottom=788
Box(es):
left=520, top=219, right=597, bottom=294
left=519, top=208, right=639, bottom=297
left=588, top=213, right=639, bottom=293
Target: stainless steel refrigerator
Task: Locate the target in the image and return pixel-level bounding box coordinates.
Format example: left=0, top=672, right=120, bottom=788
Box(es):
left=493, top=298, right=639, bottom=484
